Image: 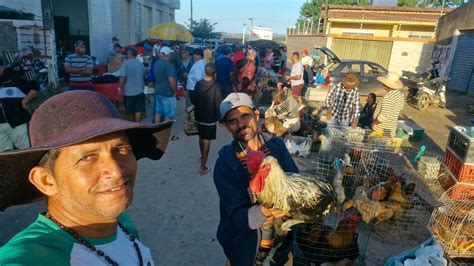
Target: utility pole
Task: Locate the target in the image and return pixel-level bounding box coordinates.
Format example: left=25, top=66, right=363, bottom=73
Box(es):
left=190, top=0, right=193, bottom=31
left=322, top=0, right=329, bottom=35
left=242, top=23, right=246, bottom=45
left=248, top=18, right=254, bottom=41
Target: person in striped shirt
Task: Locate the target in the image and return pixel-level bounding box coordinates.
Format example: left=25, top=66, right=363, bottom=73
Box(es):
left=372, top=72, right=405, bottom=136
left=65, top=41, right=95, bottom=91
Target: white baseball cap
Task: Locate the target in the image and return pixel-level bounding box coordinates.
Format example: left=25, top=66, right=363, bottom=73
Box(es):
left=160, top=46, right=172, bottom=56
left=220, top=93, right=255, bottom=122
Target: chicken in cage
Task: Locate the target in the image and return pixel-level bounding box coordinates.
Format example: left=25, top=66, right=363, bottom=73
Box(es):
left=293, top=212, right=371, bottom=266
left=428, top=182, right=474, bottom=258
left=264, top=88, right=301, bottom=137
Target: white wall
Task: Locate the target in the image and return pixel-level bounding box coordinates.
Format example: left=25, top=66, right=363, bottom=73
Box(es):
left=88, top=0, right=113, bottom=63
left=388, top=41, right=434, bottom=75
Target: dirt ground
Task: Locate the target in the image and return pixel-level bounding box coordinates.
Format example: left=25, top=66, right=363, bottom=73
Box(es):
left=0, top=91, right=472, bottom=265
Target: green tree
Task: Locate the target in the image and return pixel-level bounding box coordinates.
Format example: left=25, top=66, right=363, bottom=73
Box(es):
left=186, top=19, right=222, bottom=40
left=297, top=0, right=369, bottom=31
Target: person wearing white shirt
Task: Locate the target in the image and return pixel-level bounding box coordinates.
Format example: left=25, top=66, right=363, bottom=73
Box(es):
left=186, top=49, right=206, bottom=106
left=286, top=52, right=305, bottom=104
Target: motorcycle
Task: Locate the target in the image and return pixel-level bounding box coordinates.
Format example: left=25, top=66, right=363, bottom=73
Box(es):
left=415, top=76, right=447, bottom=110
left=402, top=60, right=441, bottom=104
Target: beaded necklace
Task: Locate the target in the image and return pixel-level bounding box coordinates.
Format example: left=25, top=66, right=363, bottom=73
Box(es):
left=45, top=212, right=143, bottom=266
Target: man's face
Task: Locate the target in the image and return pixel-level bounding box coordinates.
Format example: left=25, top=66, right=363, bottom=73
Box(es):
left=292, top=55, right=298, bottom=63
left=75, top=45, right=86, bottom=55
left=181, top=50, right=189, bottom=60
left=224, top=106, right=260, bottom=143
left=50, top=132, right=137, bottom=219
left=193, top=54, right=202, bottom=61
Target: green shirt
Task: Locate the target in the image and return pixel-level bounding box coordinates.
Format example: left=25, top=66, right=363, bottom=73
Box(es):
left=0, top=213, right=154, bottom=265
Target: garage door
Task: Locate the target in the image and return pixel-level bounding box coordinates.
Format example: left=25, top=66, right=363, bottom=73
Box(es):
left=330, top=38, right=393, bottom=69
left=447, top=30, right=474, bottom=94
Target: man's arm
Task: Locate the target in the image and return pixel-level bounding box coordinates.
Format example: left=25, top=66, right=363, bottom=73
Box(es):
left=351, top=90, right=361, bottom=127
left=213, top=157, right=268, bottom=231
left=118, top=77, right=125, bottom=95
left=21, top=89, right=39, bottom=109
left=168, top=76, right=177, bottom=95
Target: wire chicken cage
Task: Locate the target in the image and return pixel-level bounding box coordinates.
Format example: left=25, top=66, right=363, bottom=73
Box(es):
left=318, top=130, right=439, bottom=245
left=428, top=180, right=474, bottom=258
left=293, top=154, right=371, bottom=265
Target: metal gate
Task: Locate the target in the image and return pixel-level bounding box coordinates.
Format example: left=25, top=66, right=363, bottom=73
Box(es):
left=330, top=38, right=393, bottom=69
left=447, top=30, right=474, bottom=94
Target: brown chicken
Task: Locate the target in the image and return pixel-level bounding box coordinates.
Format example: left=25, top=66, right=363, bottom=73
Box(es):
left=368, top=175, right=399, bottom=201
left=302, top=214, right=361, bottom=264
left=389, top=181, right=416, bottom=209
left=344, top=186, right=403, bottom=224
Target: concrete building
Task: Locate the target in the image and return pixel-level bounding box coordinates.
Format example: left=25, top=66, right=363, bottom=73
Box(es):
left=52, top=0, right=180, bottom=63
left=286, top=5, right=451, bottom=75
left=0, top=0, right=180, bottom=64
left=321, top=5, right=450, bottom=38
left=433, top=1, right=474, bottom=94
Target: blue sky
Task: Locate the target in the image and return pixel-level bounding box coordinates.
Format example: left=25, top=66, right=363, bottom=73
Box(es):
left=175, top=0, right=307, bottom=35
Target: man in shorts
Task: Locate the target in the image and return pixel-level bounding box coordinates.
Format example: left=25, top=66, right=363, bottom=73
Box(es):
left=118, top=48, right=146, bottom=122
left=191, top=63, right=222, bottom=175
left=148, top=47, right=178, bottom=123
left=286, top=52, right=304, bottom=104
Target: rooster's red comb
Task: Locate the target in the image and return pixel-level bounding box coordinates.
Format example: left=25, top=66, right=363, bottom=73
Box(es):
left=246, top=149, right=265, bottom=175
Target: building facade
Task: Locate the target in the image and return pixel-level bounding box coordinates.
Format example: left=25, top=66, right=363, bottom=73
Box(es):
left=322, top=5, right=450, bottom=39
left=433, top=1, right=474, bottom=94
left=52, top=0, right=180, bottom=63
left=287, top=5, right=451, bottom=75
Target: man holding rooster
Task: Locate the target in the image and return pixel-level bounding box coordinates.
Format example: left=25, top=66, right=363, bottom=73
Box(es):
left=213, top=93, right=298, bottom=266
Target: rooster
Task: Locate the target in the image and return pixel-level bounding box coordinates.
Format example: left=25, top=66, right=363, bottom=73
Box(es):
left=246, top=150, right=338, bottom=231
left=300, top=214, right=361, bottom=265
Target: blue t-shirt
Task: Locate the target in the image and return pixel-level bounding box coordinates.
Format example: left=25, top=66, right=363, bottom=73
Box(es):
left=150, top=59, right=176, bottom=97
left=118, top=59, right=145, bottom=96
left=215, top=57, right=233, bottom=87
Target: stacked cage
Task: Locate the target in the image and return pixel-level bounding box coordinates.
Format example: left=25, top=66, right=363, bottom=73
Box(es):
left=428, top=183, right=474, bottom=263
left=440, top=126, right=474, bottom=199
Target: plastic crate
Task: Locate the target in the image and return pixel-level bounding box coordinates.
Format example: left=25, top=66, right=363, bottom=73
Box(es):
left=447, top=126, right=474, bottom=164
left=444, top=148, right=474, bottom=183
left=396, top=120, right=424, bottom=141
left=439, top=167, right=474, bottom=200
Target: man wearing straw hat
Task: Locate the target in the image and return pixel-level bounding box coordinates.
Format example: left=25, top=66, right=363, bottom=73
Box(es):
left=372, top=72, right=405, bottom=137
left=324, top=73, right=361, bottom=128
left=0, top=90, right=172, bottom=265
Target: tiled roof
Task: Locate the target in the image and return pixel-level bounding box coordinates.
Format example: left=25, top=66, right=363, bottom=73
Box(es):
left=322, top=5, right=452, bottom=23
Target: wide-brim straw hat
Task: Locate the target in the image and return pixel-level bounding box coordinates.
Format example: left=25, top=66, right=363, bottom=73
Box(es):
left=342, top=74, right=360, bottom=89
left=377, top=72, right=404, bottom=90
left=0, top=90, right=173, bottom=210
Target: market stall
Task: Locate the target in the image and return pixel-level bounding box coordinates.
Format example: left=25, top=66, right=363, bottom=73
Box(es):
left=255, top=80, right=473, bottom=265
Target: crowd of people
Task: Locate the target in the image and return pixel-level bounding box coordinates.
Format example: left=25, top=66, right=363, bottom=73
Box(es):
left=0, top=36, right=408, bottom=265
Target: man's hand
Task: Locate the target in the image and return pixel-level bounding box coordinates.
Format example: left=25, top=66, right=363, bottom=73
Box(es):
left=117, top=87, right=123, bottom=96
left=351, top=119, right=358, bottom=129
left=326, top=110, right=332, bottom=121
left=372, top=118, right=380, bottom=128
left=21, top=99, right=28, bottom=110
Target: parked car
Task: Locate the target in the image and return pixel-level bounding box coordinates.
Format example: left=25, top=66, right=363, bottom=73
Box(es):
left=316, top=47, right=414, bottom=97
